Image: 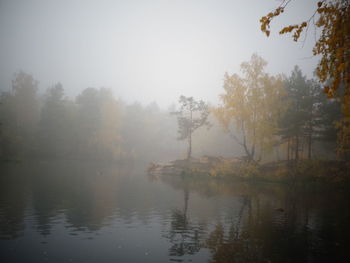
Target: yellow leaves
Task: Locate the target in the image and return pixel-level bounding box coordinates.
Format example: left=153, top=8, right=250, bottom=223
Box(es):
left=278, top=22, right=307, bottom=41
left=209, top=159, right=235, bottom=177
left=267, top=12, right=274, bottom=18
left=211, top=106, right=230, bottom=132
left=274, top=7, right=284, bottom=16
left=214, top=54, right=288, bottom=160
left=317, top=7, right=326, bottom=13
left=279, top=25, right=298, bottom=34
left=335, top=47, right=345, bottom=62
left=261, top=3, right=310, bottom=41
left=260, top=16, right=271, bottom=37
left=316, top=16, right=325, bottom=27
left=338, top=63, right=346, bottom=73
left=301, top=21, right=307, bottom=27
left=324, top=86, right=329, bottom=94
left=260, top=7, right=284, bottom=37
left=325, top=87, right=335, bottom=99
left=260, top=1, right=350, bottom=160
left=314, top=2, right=349, bottom=101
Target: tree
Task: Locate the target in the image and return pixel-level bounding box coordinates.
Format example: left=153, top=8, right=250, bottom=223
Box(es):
left=278, top=66, right=319, bottom=160
left=172, top=96, right=210, bottom=160
left=76, top=87, right=121, bottom=159
left=313, top=83, right=342, bottom=156
left=214, top=54, right=287, bottom=162
left=11, top=71, right=40, bottom=137
left=95, top=88, right=122, bottom=159
left=38, top=83, right=77, bottom=157
left=260, top=0, right=350, bottom=160
left=0, top=72, right=39, bottom=157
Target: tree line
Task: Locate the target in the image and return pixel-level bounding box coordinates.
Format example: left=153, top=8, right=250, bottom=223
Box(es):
left=0, top=71, right=241, bottom=162
left=0, top=56, right=343, bottom=163
left=213, top=54, right=342, bottom=162
left=260, top=0, right=350, bottom=162
left=0, top=71, right=185, bottom=161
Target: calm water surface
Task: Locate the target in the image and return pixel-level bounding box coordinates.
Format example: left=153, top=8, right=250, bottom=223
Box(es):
left=1, top=160, right=350, bottom=262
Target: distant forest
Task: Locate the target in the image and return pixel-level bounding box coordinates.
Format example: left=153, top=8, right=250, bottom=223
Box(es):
left=0, top=59, right=343, bottom=163
left=0, top=72, right=242, bottom=162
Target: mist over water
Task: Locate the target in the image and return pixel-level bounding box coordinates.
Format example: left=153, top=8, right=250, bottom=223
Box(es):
left=0, top=0, right=318, bottom=107
left=1, top=160, right=349, bottom=263
left=1, top=0, right=350, bottom=262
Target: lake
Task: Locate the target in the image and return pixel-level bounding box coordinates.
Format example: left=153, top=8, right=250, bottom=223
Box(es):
left=1, top=160, right=349, bottom=262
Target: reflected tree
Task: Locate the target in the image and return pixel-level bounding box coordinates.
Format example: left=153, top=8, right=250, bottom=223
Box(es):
left=166, top=182, right=202, bottom=261
left=0, top=173, right=27, bottom=239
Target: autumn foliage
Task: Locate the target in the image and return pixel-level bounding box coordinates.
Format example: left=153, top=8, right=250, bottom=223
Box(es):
left=213, top=54, right=286, bottom=162
left=260, top=0, right=350, bottom=160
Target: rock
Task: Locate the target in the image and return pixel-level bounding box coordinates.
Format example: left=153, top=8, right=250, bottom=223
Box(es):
left=147, top=156, right=245, bottom=177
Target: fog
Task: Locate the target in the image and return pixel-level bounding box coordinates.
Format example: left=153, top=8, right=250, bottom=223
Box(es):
left=0, top=0, right=317, bottom=107
left=0, top=0, right=341, bottom=163
left=1, top=1, right=350, bottom=262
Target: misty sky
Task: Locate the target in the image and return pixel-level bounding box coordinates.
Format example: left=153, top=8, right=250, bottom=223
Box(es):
left=0, top=0, right=318, bottom=107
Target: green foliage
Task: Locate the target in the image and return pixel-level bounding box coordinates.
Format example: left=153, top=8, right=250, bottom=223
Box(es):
left=0, top=72, right=186, bottom=161
left=260, top=0, right=350, bottom=162
left=279, top=66, right=316, bottom=160
left=75, top=87, right=121, bottom=159
left=172, top=95, right=210, bottom=159
left=38, top=83, right=74, bottom=156
left=0, top=68, right=346, bottom=166
left=0, top=72, right=39, bottom=158
left=278, top=66, right=342, bottom=161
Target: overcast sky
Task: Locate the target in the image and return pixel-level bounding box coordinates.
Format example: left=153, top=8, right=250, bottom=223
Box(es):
left=0, top=0, right=318, bottom=107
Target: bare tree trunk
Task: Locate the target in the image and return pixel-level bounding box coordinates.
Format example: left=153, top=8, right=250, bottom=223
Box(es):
left=251, top=144, right=255, bottom=161
left=308, top=132, right=312, bottom=160
left=243, top=143, right=253, bottom=162
left=187, top=109, right=193, bottom=160
left=295, top=135, right=299, bottom=161
left=275, top=145, right=280, bottom=161
left=242, top=121, right=254, bottom=161
left=300, top=138, right=304, bottom=159
left=187, top=132, right=192, bottom=160
left=183, top=185, right=189, bottom=219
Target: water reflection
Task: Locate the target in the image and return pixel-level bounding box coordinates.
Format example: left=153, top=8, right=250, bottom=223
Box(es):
left=160, top=175, right=350, bottom=263
left=167, top=184, right=202, bottom=261
left=0, top=161, right=350, bottom=262
left=0, top=160, right=137, bottom=239
left=0, top=168, right=28, bottom=239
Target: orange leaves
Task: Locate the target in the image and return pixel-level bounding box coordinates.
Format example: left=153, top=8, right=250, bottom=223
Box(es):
left=313, top=2, right=350, bottom=99
left=215, top=54, right=286, bottom=160
left=260, top=7, right=284, bottom=37
left=260, top=0, right=350, bottom=101
left=338, top=63, right=346, bottom=73
left=260, top=0, right=350, bottom=158
left=260, top=16, right=270, bottom=37
left=279, top=22, right=307, bottom=41
left=260, top=2, right=309, bottom=41
left=279, top=25, right=298, bottom=34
